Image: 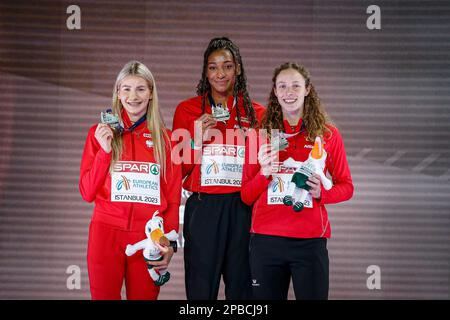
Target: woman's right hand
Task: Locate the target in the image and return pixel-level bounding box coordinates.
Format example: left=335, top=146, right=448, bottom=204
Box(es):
left=95, top=123, right=114, bottom=153
left=258, top=143, right=278, bottom=177
left=193, top=114, right=217, bottom=148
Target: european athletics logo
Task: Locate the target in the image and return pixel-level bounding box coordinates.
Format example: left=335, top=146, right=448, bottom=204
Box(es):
left=116, top=175, right=131, bottom=191
left=271, top=177, right=285, bottom=193
left=206, top=160, right=220, bottom=175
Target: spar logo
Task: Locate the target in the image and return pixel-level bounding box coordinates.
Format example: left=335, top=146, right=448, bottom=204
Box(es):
left=271, top=177, right=285, bottom=193
left=113, top=162, right=151, bottom=173
left=150, top=164, right=159, bottom=175
left=206, top=160, right=220, bottom=175
left=203, top=145, right=238, bottom=157
left=116, top=175, right=131, bottom=191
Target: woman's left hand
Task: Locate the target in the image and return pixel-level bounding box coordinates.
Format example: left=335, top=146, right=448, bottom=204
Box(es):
left=146, top=243, right=174, bottom=270
left=306, top=173, right=322, bottom=199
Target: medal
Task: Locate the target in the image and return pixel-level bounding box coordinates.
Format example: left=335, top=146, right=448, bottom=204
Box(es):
left=211, top=103, right=231, bottom=122
left=208, top=93, right=232, bottom=122
left=271, top=132, right=289, bottom=151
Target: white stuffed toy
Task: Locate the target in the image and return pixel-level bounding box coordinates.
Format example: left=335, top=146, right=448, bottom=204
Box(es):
left=125, top=210, right=178, bottom=286
left=282, top=137, right=333, bottom=212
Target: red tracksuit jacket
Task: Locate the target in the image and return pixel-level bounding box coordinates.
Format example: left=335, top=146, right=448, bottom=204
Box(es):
left=241, top=119, right=353, bottom=238
left=172, top=94, right=265, bottom=194
left=79, top=111, right=181, bottom=234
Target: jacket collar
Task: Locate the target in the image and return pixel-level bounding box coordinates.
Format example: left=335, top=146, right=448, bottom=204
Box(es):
left=283, top=118, right=305, bottom=134
left=121, top=109, right=147, bottom=132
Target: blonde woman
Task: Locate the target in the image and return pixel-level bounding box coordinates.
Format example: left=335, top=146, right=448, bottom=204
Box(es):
left=79, top=61, right=181, bottom=300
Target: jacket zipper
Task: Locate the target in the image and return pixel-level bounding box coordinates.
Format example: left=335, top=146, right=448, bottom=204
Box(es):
left=127, top=131, right=135, bottom=230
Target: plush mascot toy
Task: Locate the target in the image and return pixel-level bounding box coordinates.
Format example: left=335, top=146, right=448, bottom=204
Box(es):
left=282, top=137, right=333, bottom=212
left=125, top=210, right=178, bottom=286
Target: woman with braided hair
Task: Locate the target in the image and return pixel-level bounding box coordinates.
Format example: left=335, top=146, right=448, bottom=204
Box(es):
left=241, top=62, right=353, bottom=299
left=172, top=37, right=265, bottom=300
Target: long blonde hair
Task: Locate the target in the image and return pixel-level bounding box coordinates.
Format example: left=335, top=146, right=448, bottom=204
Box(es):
left=261, top=62, right=333, bottom=141
left=110, top=60, right=170, bottom=179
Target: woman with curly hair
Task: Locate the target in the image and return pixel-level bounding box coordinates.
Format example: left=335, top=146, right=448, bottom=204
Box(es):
left=241, top=62, right=353, bottom=299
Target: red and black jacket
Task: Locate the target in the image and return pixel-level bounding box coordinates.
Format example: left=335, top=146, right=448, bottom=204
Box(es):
left=241, top=119, right=353, bottom=238
left=79, top=110, right=181, bottom=233
left=172, top=94, right=265, bottom=194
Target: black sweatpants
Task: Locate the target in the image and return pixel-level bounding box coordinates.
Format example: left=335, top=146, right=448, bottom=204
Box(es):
left=249, top=233, right=329, bottom=300
left=183, top=192, right=252, bottom=300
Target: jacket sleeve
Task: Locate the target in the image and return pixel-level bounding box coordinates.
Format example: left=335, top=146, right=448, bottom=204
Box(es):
left=319, top=127, right=354, bottom=205
left=241, top=130, right=272, bottom=206
left=160, top=135, right=182, bottom=235
left=79, top=125, right=112, bottom=203
left=172, top=103, right=202, bottom=179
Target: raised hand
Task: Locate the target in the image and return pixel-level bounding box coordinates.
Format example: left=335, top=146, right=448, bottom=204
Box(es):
left=94, top=123, right=114, bottom=153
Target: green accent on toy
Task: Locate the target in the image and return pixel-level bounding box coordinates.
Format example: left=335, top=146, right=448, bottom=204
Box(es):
left=293, top=202, right=304, bottom=212
left=283, top=195, right=293, bottom=206
left=155, top=272, right=171, bottom=286
left=144, top=256, right=163, bottom=270
left=291, top=172, right=311, bottom=191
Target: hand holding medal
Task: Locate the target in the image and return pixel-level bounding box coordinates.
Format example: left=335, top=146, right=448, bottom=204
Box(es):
left=193, top=113, right=217, bottom=148
left=96, top=109, right=121, bottom=154
left=258, top=143, right=278, bottom=177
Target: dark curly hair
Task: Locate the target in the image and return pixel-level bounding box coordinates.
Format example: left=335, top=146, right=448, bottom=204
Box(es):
left=196, top=37, right=257, bottom=128
left=261, top=62, right=332, bottom=141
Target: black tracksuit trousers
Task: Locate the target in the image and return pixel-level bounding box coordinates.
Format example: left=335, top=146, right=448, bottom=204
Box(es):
left=183, top=192, right=252, bottom=300
left=249, top=233, right=329, bottom=300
